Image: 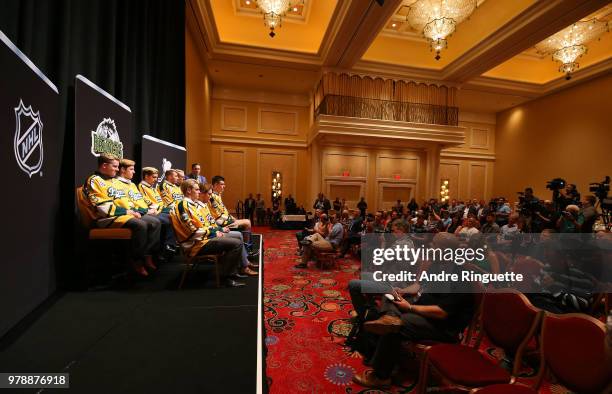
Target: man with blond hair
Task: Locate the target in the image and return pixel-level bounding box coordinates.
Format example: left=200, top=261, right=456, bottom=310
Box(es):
left=170, top=179, right=245, bottom=287
left=138, top=166, right=176, bottom=254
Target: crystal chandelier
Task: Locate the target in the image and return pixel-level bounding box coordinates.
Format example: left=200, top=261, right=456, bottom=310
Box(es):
left=535, top=19, right=609, bottom=80
left=406, top=0, right=477, bottom=60
left=255, top=0, right=301, bottom=37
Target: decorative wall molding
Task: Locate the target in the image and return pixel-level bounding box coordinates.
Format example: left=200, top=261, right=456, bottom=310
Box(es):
left=322, top=151, right=369, bottom=181
left=312, top=115, right=466, bottom=147
left=211, top=135, right=308, bottom=148
left=375, top=153, right=420, bottom=183
left=220, top=104, right=247, bottom=131
left=213, top=86, right=311, bottom=107
left=325, top=180, right=366, bottom=206
left=256, top=149, right=298, bottom=198
left=258, top=108, right=299, bottom=135
left=470, top=127, right=490, bottom=150
left=377, top=182, right=416, bottom=211
left=459, top=111, right=497, bottom=125
left=439, top=160, right=462, bottom=200
left=467, top=162, right=488, bottom=201
left=219, top=147, right=247, bottom=204
left=440, top=151, right=496, bottom=161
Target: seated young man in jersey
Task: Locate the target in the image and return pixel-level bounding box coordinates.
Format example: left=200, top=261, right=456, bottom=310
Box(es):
left=209, top=175, right=251, bottom=231
left=198, top=183, right=258, bottom=276
left=83, top=154, right=161, bottom=277
left=170, top=179, right=246, bottom=288
left=175, top=169, right=185, bottom=185
left=138, top=167, right=177, bottom=255
left=159, top=169, right=184, bottom=210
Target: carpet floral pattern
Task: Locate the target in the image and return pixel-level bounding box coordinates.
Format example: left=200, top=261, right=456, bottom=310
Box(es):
left=260, top=228, right=569, bottom=394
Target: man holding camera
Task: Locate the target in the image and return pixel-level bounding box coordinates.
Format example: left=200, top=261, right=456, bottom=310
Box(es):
left=557, top=205, right=584, bottom=233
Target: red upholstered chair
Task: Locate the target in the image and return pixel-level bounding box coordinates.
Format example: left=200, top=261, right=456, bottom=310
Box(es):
left=471, top=313, right=612, bottom=394
left=417, top=289, right=543, bottom=394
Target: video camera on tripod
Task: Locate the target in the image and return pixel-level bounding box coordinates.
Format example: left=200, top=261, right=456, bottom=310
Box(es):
left=517, top=192, right=543, bottom=216
left=589, top=176, right=611, bottom=226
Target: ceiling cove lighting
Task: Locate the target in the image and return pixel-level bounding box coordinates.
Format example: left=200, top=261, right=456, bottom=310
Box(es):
left=535, top=18, right=610, bottom=80
left=255, top=0, right=302, bottom=37
left=405, top=0, right=477, bottom=60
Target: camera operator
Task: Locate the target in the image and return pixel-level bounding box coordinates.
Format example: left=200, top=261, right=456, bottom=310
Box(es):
left=581, top=196, right=598, bottom=233
left=518, top=187, right=545, bottom=232
left=534, top=200, right=559, bottom=231
left=556, top=205, right=584, bottom=233
left=558, top=183, right=581, bottom=209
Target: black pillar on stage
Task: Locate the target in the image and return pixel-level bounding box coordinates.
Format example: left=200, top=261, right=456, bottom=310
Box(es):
left=0, top=31, right=61, bottom=338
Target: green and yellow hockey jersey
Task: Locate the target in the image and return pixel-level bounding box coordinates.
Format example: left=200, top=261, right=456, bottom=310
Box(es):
left=208, top=191, right=234, bottom=226
left=170, top=198, right=221, bottom=257
left=138, top=180, right=169, bottom=214
left=159, top=180, right=184, bottom=209
left=114, top=177, right=148, bottom=214
left=82, top=173, right=133, bottom=228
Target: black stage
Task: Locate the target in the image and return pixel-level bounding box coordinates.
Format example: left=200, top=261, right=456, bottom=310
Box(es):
left=0, top=235, right=264, bottom=394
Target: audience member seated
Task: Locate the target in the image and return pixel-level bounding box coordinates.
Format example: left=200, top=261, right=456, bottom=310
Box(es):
left=82, top=154, right=161, bottom=277
left=296, top=210, right=326, bottom=255
left=295, top=213, right=343, bottom=269
left=495, top=197, right=512, bottom=226
left=138, top=166, right=176, bottom=256
left=454, top=217, right=480, bottom=239
left=169, top=179, right=245, bottom=288
left=339, top=212, right=364, bottom=258
left=351, top=233, right=475, bottom=389
left=480, top=212, right=501, bottom=234
left=501, top=213, right=521, bottom=238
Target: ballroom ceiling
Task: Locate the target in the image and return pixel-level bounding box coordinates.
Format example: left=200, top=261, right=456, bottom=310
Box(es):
left=189, top=0, right=612, bottom=113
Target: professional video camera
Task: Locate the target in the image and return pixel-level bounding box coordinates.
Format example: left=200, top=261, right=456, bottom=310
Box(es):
left=589, top=176, right=610, bottom=202
left=546, top=178, right=566, bottom=191
left=517, top=192, right=543, bottom=216
left=589, top=176, right=611, bottom=226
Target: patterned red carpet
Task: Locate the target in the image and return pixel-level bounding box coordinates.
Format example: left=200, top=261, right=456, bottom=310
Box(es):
left=259, top=227, right=567, bottom=394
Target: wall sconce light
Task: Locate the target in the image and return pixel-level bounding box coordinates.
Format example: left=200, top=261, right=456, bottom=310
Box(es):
left=440, top=179, right=450, bottom=202
left=272, top=171, right=282, bottom=201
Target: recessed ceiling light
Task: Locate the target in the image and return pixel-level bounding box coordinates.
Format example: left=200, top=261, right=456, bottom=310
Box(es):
left=245, top=0, right=251, bottom=4
left=293, top=7, right=298, bottom=11
left=392, top=23, right=397, bottom=27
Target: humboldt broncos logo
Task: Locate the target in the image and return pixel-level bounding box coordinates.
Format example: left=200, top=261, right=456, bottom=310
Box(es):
left=91, top=118, right=123, bottom=158
left=14, top=99, right=44, bottom=178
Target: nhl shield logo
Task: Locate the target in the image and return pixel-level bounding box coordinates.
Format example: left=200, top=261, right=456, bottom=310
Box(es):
left=14, top=99, right=44, bottom=178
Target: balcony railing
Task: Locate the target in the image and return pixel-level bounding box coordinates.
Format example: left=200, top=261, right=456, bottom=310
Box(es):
left=314, top=94, right=459, bottom=126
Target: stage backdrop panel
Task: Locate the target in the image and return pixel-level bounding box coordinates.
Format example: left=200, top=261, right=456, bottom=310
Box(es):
left=0, top=30, right=60, bottom=338
left=74, top=74, right=132, bottom=186
left=141, top=134, right=186, bottom=183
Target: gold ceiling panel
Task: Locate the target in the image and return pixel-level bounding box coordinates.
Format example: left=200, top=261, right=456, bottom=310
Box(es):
left=483, top=4, right=612, bottom=84
left=210, top=0, right=338, bottom=54
left=364, top=0, right=535, bottom=69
